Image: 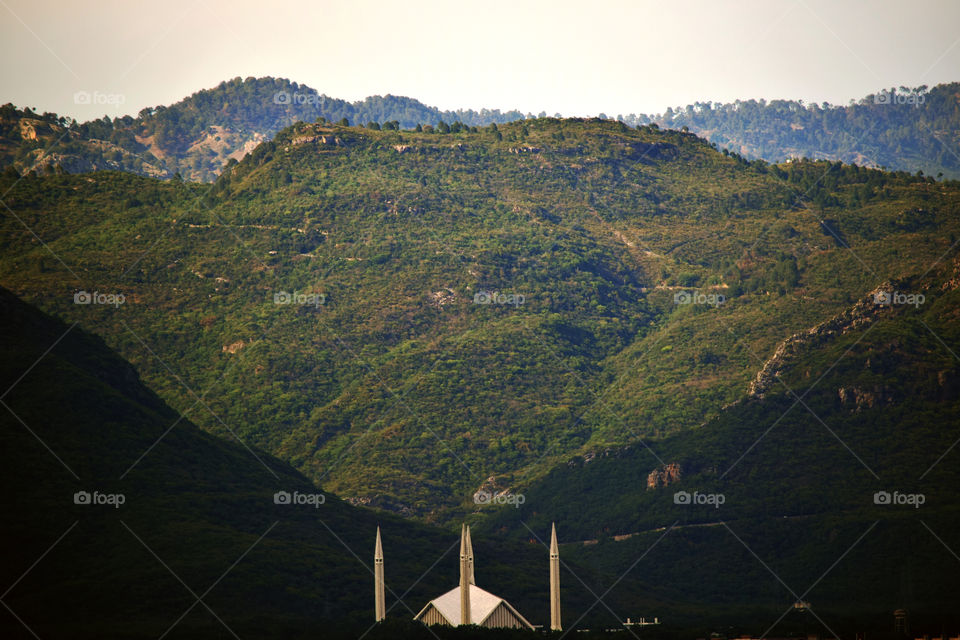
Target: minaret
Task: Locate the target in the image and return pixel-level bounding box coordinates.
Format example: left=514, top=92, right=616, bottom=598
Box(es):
left=459, top=524, right=471, bottom=625
left=465, top=525, right=475, bottom=584
left=374, top=526, right=385, bottom=622
left=550, top=522, right=561, bottom=631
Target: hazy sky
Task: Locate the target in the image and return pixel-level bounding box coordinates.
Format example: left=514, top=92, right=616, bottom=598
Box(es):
left=2, top=0, right=959, bottom=122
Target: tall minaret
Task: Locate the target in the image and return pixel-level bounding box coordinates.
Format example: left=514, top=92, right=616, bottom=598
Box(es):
left=550, top=522, right=562, bottom=631
left=465, top=525, right=475, bottom=584
left=374, top=526, right=385, bottom=622
left=459, top=524, right=471, bottom=625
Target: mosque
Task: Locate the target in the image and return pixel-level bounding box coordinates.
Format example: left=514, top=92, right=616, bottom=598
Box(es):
left=374, top=523, right=562, bottom=630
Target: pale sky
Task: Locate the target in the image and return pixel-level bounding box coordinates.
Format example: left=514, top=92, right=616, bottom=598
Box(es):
left=2, top=0, right=959, bottom=122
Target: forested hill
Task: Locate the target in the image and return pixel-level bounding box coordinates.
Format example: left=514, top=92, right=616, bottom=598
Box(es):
left=3, top=78, right=959, bottom=182
left=3, top=116, right=959, bottom=524
left=621, top=82, right=960, bottom=179
left=1, top=77, right=527, bottom=182
left=0, top=285, right=645, bottom=637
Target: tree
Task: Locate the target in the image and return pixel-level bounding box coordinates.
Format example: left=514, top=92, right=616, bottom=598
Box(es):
left=437, top=121, right=450, bottom=134
left=338, top=117, right=349, bottom=126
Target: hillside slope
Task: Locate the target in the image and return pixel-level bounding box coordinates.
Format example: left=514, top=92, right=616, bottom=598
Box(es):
left=482, top=262, right=960, bottom=628
left=628, top=82, right=960, bottom=179
left=1, top=77, right=527, bottom=182
left=0, top=286, right=640, bottom=637
left=4, top=79, right=959, bottom=182
left=2, top=118, right=957, bottom=523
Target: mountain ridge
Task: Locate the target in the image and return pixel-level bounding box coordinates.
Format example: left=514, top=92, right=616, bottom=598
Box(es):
left=2, top=117, right=957, bottom=524
left=3, top=78, right=959, bottom=182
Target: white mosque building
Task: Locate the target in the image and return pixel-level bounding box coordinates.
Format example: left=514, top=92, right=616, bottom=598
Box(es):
left=374, top=523, right=562, bottom=630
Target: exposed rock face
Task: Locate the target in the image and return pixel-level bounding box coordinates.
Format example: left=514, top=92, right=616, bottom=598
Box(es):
left=838, top=385, right=893, bottom=411
left=748, top=281, right=910, bottom=398
left=646, top=462, right=682, bottom=490
left=289, top=133, right=341, bottom=147
left=472, top=475, right=514, bottom=505
left=222, top=340, right=245, bottom=354
left=429, top=288, right=457, bottom=308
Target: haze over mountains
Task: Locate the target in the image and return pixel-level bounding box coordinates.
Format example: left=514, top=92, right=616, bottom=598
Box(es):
left=3, top=77, right=960, bottom=182
left=2, top=73, right=960, bottom=635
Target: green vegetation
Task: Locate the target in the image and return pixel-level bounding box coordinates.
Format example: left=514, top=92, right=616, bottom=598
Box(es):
left=0, top=286, right=654, bottom=637
left=2, top=117, right=957, bottom=528
left=621, top=83, right=960, bottom=179
left=1, top=77, right=528, bottom=181
left=2, top=108, right=960, bottom=632
left=483, top=273, right=960, bottom=620
left=4, top=79, right=960, bottom=184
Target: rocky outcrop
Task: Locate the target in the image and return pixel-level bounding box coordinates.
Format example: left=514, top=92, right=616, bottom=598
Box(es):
left=222, top=340, right=246, bottom=354
left=471, top=475, right=515, bottom=505
left=646, top=462, right=682, bottom=490
left=289, top=134, right=341, bottom=147
left=838, top=385, right=893, bottom=411
left=748, top=282, right=910, bottom=398
left=428, top=288, right=457, bottom=308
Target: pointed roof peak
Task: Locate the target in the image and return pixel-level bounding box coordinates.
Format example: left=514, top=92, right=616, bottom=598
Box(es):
left=465, top=524, right=475, bottom=585
left=375, top=525, right=383, bottom=559
left=550, top=522, right=559, bottom=554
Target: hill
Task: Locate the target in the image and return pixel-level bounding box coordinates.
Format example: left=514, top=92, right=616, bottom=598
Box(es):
left=1, top=77, right=527, bottom=182
left=0, top=286, right=646, bottom=637
left=4, top=79, right=959, bottom=183
left=621, top=83, right=960, bottom=179
left=2, top=117, right=958, bottom=527
left=481, top=267, right=960, bottom=627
